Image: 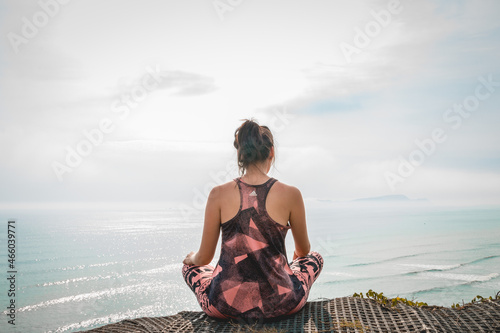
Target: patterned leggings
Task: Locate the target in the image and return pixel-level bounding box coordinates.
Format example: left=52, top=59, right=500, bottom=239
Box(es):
left=182, top=251, right=324, bottom=319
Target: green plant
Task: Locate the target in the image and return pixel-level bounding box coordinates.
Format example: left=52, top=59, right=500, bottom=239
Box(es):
left=451, top=292, right=500, bottom=309
left=336, top=319, right=369, bottom=332
left=352, top=289, right=500, bottom=310
left=353, top=289, right=428, bottom=308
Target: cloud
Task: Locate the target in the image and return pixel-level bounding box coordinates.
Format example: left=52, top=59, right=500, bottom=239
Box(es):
left=105, top=139, right=228, bottom=153
left=0, top=0, right=499, bottom=207
left=154, top=70, right=218, bottom=96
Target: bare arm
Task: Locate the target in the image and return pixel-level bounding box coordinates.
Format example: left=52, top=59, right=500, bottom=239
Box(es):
left=183, top=186, right=221, bottom=266
left=288, top=186, right=311, bottom=259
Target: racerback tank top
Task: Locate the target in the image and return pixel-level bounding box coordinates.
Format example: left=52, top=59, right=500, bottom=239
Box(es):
left=207, top=177, right=305, bottom=320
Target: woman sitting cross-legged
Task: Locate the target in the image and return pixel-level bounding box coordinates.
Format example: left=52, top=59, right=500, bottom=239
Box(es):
left=182, top=119, right=323, bottom=321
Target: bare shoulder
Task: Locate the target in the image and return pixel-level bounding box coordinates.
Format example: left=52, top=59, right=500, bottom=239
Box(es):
left=218, top=179, right=239, bottom=191
left=210, top=180, right=239, bottom=199
left=273, top=180, right=302, bottom=201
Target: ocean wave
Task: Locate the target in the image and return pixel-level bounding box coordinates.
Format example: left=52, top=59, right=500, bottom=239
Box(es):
left=403, top=255, right=500, bottom=275
left=418, top=272, right=499, bottom=283
left=32, top=263, right=181, bottom=288
left=399, top=263, right=462, bottom=271
left=410, top=273, right=500, bottom=296
left=324, top=271, right=500, bottom=295
left=5, top=283, right=150, bottom=314
left=347, top=253, right=422, bottom=267
left=406, top=285, right=449, bottom=297
left=50, top=305, right=159, bottom=332
left=323, top=275, right=380, bottom=285
left=347, top=250, right=500, bottom=269
left=39, top=275, right=111, bottom=287
left=322, top=271, right=357, bottom=277
left=88, top=261, right=121, bottom=268
left=41, top=256, right=172, bottom=273
left=141, top=263, right=182, bottom=275
left=59, top=257, right=167, bottom=271
left=323, top=256, right=500, bottom=286
left=466, top=255, right=500, bottom=265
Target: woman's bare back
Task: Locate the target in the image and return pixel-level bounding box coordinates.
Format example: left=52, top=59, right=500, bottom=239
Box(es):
left=218, top=178, right=293, bottom=227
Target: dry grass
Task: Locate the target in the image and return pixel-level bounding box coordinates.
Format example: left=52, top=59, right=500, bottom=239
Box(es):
left=229, top=321, right=285, bottom=333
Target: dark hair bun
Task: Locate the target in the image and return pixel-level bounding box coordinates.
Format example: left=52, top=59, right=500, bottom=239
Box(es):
left=234, top=119, right=274, bottom=175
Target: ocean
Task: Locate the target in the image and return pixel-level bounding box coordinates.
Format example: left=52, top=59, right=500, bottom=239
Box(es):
left=1, top=205, right=499, bottom=332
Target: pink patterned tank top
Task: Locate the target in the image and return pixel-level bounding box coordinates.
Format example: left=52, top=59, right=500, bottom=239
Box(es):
left=207, top=177, right=305, bottom=320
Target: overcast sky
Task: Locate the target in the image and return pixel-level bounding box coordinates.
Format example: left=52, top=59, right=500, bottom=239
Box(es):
left=1, top=0, right=499, bottom=209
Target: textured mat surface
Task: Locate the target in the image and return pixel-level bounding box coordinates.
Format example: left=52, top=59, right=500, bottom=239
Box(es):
left=79, top=297, right=500, bottom=332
